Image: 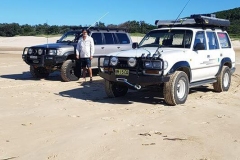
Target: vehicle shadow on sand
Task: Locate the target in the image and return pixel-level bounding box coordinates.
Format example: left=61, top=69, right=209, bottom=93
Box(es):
left=57, top=80, right=215, bottom=105
left=56, top=80, right=217, bottom=106
left=0, top=71, right=63, bottom=81
left=57, top=79, right=168, bottom=105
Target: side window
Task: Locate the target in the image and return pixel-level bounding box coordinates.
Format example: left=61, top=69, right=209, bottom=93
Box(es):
left=194, top=31, right=207, bottom=50
left=206, top=32, right=219, bottom=50
left=116, top=33, right=130, bottom=44
left=91, top=33, right=103, bottom=45
left=217, top=32, right=231, bottom=48
left=103, top=33, right=115, bottom=44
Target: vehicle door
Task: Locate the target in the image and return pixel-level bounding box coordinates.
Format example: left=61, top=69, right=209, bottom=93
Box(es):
left=206, top=31, right=221, bottom=76
left=102, top=32, right=120, bottom=54
left=216, top=32, right=235, bottom=67
left=90, top=32, right=105, bottom=67
left=190, top=31, right=212, bottom=82
left=115, top=32, right=132, bottom=51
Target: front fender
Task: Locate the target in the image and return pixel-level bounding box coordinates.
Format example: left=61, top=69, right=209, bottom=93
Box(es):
left=167, top=61, right=192, bottom=81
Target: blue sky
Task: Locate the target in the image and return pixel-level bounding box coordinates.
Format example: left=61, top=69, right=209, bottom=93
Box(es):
left=0, top=0, right=240, bottom=26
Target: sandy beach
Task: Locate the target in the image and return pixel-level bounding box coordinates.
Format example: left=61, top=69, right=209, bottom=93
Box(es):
left=0, top=36, right=240, bottom=160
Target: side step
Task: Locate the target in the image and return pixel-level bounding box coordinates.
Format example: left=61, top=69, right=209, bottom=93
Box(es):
left=189, top=78, right=217, bottom=88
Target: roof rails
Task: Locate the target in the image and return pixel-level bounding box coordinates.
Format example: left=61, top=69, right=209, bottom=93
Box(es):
left=70, top=27, right=128, bottom=32
left=155, top=14, right=230, bottom=30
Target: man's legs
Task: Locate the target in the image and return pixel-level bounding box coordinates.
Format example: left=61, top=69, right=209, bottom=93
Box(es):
left=86, top=58, right=92, bottom=82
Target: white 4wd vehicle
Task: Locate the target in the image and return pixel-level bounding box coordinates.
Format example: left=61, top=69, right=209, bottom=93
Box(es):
left=98, top=14, right=236, bottom=105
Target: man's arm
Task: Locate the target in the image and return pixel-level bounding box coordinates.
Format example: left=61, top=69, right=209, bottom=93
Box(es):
left=90, top=37, right=95, bottom=59
left=76, top=41, right=80, bottom=59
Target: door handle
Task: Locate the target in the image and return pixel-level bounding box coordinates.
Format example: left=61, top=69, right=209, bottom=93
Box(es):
left=101, top=47, right=104, bottom=49
left=220, top=53, right=223, bottom=57
left=207, top=55, right=210, bottom=58
left=117, top=47, right=120, bottom=49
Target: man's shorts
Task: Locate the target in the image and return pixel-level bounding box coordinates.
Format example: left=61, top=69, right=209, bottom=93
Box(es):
left=81, top=58, right=91, bottom=68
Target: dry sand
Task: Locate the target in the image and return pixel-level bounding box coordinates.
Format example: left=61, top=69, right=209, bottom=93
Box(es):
left=0, top=36, right=240, bottom=160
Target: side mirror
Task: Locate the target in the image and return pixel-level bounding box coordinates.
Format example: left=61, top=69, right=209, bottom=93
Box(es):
left=194, top=43, right=205, bottom=51
left=132, top=42, right=138, bottom=49
left=56, top=40, right=60, bottom=43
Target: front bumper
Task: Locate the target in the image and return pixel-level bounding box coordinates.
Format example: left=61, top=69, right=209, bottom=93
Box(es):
left=22, top=47, right=66, bottom=67
left=98, top=56, right=170, bottom=88
left=99, top=72, right=170, bottom=86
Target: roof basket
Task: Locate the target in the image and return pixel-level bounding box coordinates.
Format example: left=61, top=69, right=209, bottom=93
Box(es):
left=155, top=14, right=230, bottom=29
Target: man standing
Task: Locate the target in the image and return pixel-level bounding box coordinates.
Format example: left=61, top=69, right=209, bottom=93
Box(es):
left=76, top=29, right=95, bottom=82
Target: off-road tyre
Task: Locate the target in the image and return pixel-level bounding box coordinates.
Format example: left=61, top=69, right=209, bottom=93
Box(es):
left=213, top=66, right=231, bottom=92
left=163, top=71, right=189, bottom=106
left=105, top=80, right=128, bottom=97
left=61, top=60, right=79, bottom=82
left=30, top=65, right=49, bottom=78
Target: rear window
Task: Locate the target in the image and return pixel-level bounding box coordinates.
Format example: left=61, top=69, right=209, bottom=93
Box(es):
left=103, top=33, right=116, bottom=44
left=91, top=33, right=103, bottom=45
left=116, top=33, right=130, bottom=44
left=217, top=32, right=231, bottom=48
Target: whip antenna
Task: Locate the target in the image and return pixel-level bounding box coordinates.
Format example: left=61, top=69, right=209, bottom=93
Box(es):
left=173, top=0, right=191, bottom=26
left=46, top=20, right=49, bottom=48
left=87, top=12, right=109, bottom=30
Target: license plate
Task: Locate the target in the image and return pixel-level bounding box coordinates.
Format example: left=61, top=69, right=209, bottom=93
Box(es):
left=115, top=69, right=129, bottom=76
left=30, top=56, right=37, bottom=59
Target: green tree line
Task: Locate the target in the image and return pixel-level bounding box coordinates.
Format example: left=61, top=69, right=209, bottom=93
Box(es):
left=215, top=7, right=240, bottom=36
left=0, top=21, right=156, bottom=37
left=0, top=7, right=239, bottom=37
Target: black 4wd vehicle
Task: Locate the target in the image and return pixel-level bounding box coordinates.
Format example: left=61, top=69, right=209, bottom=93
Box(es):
left=22, top=27, right=132, bottom=82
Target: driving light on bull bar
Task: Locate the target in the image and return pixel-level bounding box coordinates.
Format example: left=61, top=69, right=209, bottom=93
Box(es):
left=103, top=58, right=109, bottom=66
left=28, top=48, right=33, bottom=54
left=128, top=57, right=136, bottom=67
left=110, top=57, right=118, bottom=66
left=38, top=49, right=43, bottom=55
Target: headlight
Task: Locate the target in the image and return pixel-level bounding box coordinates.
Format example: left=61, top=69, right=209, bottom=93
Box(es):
left=110, top=57, right=118, bottom=66
left=48, top=49, right=57, bottom=55
left=152, top=61, right=161, bottom=68
left=128, top=57, right=136, bottom=67
left=57, top=49, right=62, bottom=55
left=144, top=61, right=152, bottom=68
left=144, top=61, right=162, bottom=69
left=38, top=49, right=43, bottom=55
left=164, top=61, right=168, bottom=70
left=103, top=58, right=109, bottom=66
left=28, top=48, right=33, bottom=54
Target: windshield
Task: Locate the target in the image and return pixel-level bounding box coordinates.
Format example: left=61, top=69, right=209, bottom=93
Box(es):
left=58, top=31, right=82, bottom=43
left=139, top=29, right=193, bottom=48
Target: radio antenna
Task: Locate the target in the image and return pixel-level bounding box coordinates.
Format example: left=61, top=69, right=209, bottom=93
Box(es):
left=87, top=12, right=109, bottom=30
left=46, top=20, right=49, bottom=48
left=173, top=0, right=191, bottom=26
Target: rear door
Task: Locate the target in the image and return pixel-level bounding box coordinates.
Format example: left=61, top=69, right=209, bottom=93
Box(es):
left=102, top=32, right=119, bottom=54
left=90, top=32, right=105, bottom=67
left=206, top=31, right=221, bottom=76
left=115, top=32, right=132, bottom=51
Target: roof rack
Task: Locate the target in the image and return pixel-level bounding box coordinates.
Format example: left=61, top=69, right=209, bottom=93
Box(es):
left=155, top=14, right=230, bottom=30
left=69, top=27, right=128, bottom=32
